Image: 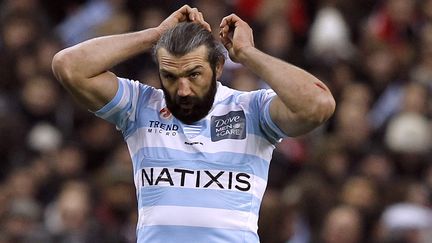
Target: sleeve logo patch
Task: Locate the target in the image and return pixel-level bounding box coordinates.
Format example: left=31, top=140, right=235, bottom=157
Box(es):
left=211, top=110, right=246, bottom=141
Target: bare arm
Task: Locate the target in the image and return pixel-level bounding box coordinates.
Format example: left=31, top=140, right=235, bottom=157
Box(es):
left=51, top=29, right=158, bottom=111
left=220, top=14, right=335, bottom=137
left=52, top=5, right=211, bottom=111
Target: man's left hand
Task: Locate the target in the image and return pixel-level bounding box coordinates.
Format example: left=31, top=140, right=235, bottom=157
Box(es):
left=219, top=14, right=255, bottom=63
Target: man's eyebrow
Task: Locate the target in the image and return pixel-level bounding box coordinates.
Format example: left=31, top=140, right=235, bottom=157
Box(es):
left=159, top=65, right=204, bottom=76
left=159, top=69, right=174, bottom=75
left=185, top=65, right=204, bottom=73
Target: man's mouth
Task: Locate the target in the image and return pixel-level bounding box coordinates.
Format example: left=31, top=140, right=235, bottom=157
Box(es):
left=179, top=102, right=193, bottom=110
left=178, top=99, right=194, bottom=109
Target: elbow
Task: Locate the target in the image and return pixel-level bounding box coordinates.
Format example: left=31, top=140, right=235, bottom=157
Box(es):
left=51, top=49, right=79, bottom=86
left=312, top=93, right=336, bottom=125
left=296, top=93, right=336, bottom=129
left=52, top=50, right=70, bottom=82
left=273, top=93, right=336, bottom=137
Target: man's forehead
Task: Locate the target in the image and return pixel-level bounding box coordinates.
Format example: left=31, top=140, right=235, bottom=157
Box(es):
left=157, top=46, right=210, bottom=69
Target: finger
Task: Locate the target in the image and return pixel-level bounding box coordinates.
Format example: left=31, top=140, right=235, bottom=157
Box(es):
left=198, top=12, right=204, bottom=22
left=219, top=14, right=236, bottom=27
left=196, top=12, right=211, bottom=31
left=224, top=25, right=230, bottom=37
left=185, top=9, right=211, bottom=32
left=179, top=4, right=192, bottom=13
left=173, top=4, right=192, bottom=22
left=219, top=27, right=232, bottom=46
left=219, top=16, right=228, bottom=28
left=219, top=17, right=233, bottom=37
left=198, top=20, right=212, bottom=32
left=198, top=12, right=206, bottom=26
left=202, top=21, right=212, bottom=32
left=219, top=32, right=228, bottom=45
left=219, top=33, right=230, bottom=45
left=220, top=14, right=243, bottom=29
left=219, top=24, right=230, bottom=38
left=220, top=34, right=232, bottom=50
left=188, top=7, right=199, bottom=21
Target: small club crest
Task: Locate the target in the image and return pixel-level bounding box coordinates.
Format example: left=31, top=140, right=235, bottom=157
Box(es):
left=159, top=107, right=172, bottom=119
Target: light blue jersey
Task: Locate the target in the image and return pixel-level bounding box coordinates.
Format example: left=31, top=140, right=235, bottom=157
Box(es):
left=95, top=77, right=287, bottom=243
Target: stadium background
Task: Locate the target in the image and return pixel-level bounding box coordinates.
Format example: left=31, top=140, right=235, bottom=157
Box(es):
left=0, top=0, right=431, bottom=242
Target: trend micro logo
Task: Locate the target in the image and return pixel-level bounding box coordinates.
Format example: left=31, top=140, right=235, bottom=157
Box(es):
left=146, top=107, right=178, bottom=136
left=147, top=120, right=179, bottom=136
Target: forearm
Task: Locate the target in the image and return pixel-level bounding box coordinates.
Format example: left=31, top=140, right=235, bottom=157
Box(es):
left=52, top=28, right=160, bottom=81
left=239, top=47, right=327, bottom=109
left=238, top=47, right=335, bottom=132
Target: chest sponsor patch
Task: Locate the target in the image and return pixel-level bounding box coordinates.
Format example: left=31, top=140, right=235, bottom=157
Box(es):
left=211, top=110, right=246, bottom=142
left=140, top=167, right=251, bottom=192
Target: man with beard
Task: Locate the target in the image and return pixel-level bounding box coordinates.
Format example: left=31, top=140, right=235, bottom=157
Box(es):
left=52, top=5, right=335, bottom=243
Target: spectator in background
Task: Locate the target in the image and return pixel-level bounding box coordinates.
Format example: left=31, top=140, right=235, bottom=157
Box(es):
left=55, top=0, right=118, bottom=46
left=320, top=205, right=363, bottom=243
left=3, top=197, right=51, bottom=243
left=44, top=180, right=126, bottom=243
left=378, top=202, right=432, bottom=243
left=307, top=0, right=356, bottom=64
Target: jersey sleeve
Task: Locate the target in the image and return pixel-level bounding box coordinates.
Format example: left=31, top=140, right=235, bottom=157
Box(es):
left=93, top=77, right=154, bottom=135
left=256, top=89, right=289, bottom=144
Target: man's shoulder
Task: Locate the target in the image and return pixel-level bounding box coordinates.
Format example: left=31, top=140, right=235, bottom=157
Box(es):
left=120, top=77, right=164, bottom=99
left=216, top=82, right=270, bottom=106
left=215, top=82, right=255, bottom=103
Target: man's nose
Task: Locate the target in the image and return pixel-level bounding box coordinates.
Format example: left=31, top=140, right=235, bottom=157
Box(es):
left=177, top=78, right=192, bottom=97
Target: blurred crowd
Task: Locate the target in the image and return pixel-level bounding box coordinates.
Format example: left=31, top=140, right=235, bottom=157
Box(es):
left=0, top=0, right=432, bottom=242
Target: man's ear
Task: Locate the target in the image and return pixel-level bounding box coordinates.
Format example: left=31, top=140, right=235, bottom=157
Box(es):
left=215, top=59, right=225, bottom=80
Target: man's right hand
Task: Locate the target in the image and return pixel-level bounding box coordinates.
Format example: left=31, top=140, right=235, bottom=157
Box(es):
left=156, top=5, right=211, bottom=37
left=52, top=5, right=211, bottom=112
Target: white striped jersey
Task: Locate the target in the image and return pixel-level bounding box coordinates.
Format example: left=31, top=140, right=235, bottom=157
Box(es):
left=94, top=77, right=287, bottom=243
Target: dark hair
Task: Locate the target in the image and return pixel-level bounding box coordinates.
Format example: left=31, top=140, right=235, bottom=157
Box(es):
left=153, top=22, right=226, bottom=69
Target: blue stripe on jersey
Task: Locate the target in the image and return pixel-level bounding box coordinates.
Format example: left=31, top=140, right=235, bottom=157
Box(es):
left=138, top=187, right=262, bottom=214
left=122, top=80, right=158, bottom=137
left=260, top=95, right=287, bottom=143
left=94, top=78, right=124, bottom=122
left=132, top=147, right=270, bottom=180
left=137, top=225, right=259, bottom=243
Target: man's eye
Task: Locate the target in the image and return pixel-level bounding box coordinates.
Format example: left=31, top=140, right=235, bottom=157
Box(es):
left=163, top=74, right=175, bottom=80
left=190, top=72, right=200, bottom=79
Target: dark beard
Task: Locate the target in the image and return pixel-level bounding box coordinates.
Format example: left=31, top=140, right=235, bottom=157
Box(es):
left=161, top=73, right=217, bottom=125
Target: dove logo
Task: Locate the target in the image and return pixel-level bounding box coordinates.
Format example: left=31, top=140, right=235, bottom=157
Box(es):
left=211, top=111, right=246, bottom=141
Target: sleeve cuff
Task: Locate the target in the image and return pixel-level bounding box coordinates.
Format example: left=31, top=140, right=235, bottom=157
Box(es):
left=93, top=77, right=124, bottom=119
left=262, top=96, right=289, bottom=143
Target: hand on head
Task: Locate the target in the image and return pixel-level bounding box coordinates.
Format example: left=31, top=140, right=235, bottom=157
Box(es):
left=157, top=5, right=255, bottom=63
left=157, top=5, right=211, bottom=36
left=219, top=14, right=255, bottom=63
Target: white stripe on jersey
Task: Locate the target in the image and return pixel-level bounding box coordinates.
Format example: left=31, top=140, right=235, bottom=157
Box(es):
left=183, top=125, right=202, bottom=138
left=129, top=79, right=140, bottom=122
left=137, top=206, right=258, bottom=232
